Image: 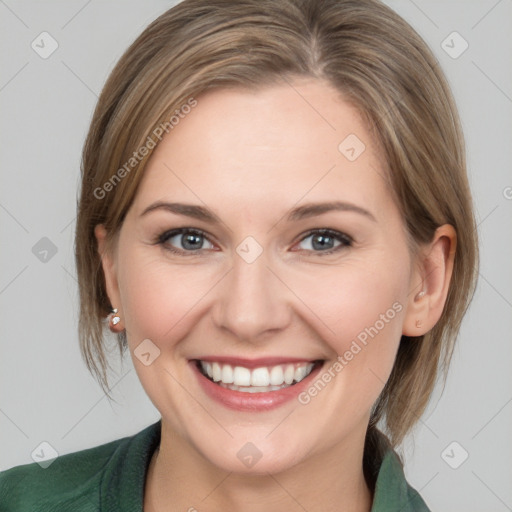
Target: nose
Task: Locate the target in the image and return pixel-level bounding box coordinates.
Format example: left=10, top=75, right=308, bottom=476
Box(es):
left=211, top=248, right=292, bottom=343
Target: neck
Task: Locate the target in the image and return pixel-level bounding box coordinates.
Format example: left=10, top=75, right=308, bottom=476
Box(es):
left=144, top=421, right=373, bottom=512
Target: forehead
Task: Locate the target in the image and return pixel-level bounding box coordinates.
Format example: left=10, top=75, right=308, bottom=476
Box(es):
left=131, top=80, right=392, bottom=220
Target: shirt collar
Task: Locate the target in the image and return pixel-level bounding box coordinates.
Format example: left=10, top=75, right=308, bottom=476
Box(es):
left=100, top=419, right=429, bottom=511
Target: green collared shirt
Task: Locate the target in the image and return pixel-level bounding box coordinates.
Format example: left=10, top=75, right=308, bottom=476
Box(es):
left=0, top=420, right=430, bottom=511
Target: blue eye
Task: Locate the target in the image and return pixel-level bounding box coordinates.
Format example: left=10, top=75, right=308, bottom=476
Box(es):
left=296, top=229, right=352, bottom=255
left=158, top=228, right=214, bottom=254
left=156, top=227, right=352, bottom=256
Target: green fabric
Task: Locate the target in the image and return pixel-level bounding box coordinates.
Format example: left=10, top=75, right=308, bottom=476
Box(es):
left=370, top=450, right=431, bottom=511
left=0, top=420, right=430, bottom=511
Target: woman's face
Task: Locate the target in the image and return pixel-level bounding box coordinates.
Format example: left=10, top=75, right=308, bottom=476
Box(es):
left=98, top=79, right=423, bottom=474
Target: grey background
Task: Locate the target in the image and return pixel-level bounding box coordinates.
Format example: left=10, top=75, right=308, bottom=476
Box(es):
left=1, top=1, right=511, bottom=510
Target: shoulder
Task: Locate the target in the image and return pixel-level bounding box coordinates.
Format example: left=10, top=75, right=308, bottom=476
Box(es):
left=365, top=428, right=430, bottom=512
left=0, top=436, right=125, bottom=511
left=372, top=450, right=431, bottom=512
left=0, top=421, right=160, bottom=512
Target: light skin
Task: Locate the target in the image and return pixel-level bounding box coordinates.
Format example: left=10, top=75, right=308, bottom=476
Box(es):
left=95, top=79, right=455, bottom=512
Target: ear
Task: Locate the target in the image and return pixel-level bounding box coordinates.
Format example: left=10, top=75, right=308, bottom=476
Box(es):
left=95, top=224, right=122, bottom=323
left=402, top=224, right=457, bottom=336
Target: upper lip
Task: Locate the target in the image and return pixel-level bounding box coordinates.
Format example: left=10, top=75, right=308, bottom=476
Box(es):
left=192, top=356, right=321, bottom=369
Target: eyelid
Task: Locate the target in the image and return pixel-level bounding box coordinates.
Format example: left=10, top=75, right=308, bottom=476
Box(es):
left=157, top=227, right=216, bottom=253
left=292, top=228, right=353, bottom=255
left=156, top=227, right=353, bottom=256
left=296, top=228, right=353, bottom=244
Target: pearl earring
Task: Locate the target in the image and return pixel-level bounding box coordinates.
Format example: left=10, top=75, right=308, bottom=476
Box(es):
left=109, top=308, right=121, bottom=329
left=415, top=290, right=426, bottom=301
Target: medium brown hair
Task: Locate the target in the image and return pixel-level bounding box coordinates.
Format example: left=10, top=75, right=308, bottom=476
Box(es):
left=75, top=0, right=478, bottom=448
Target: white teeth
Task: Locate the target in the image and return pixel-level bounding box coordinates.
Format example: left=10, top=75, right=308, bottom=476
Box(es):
left=285, top=364, right=295, bottom=384
left=295, top=365, right=308, bottom=382
left=251, top=367, right=270, bottom=386
left=219, top=382, right=289, bottom=393
left=212, top=362, right=222, bottom=382
left=199, top=360, right=316, bottom=391
left=233, top=366, right=251, bottom=386
left=269, top=365, right=284, bottom=385
left=221, top=364, right=234, bottom=384
left=203, top=361, right=213, bottom=379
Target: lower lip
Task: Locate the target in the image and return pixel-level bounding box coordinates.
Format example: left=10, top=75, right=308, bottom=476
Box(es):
left=190, top=360, right=324, bottom=412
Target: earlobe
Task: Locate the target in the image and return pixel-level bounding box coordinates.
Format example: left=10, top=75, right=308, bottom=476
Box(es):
left=402, top=285, right=429, bottom=335
left=94, top=224, right=122, bottom=325
left=402, top=224, right=457, bottom=336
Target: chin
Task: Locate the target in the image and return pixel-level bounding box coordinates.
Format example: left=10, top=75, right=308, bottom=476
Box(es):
left=204, top=443, right=303, bottom=476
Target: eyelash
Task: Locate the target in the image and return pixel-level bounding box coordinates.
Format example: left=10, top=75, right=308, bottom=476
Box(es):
left=155, top=227, right=353, bottom=257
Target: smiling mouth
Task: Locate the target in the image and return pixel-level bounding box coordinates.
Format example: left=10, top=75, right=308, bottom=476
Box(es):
left=195, top=359, right=323, bottom=393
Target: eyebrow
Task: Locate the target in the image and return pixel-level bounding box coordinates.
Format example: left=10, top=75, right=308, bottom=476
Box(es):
left=140, top=200, right=377, bottom=223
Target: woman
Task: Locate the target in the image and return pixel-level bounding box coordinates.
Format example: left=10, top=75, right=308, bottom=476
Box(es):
left=0, top=0, right=478, bottom=510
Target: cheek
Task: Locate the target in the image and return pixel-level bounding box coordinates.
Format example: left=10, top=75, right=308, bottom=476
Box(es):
left=293, top=261, right=407, bottom=421
left=293, top=253, right=408, bottom=371
left=117, top=251, right=218, bottom=345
